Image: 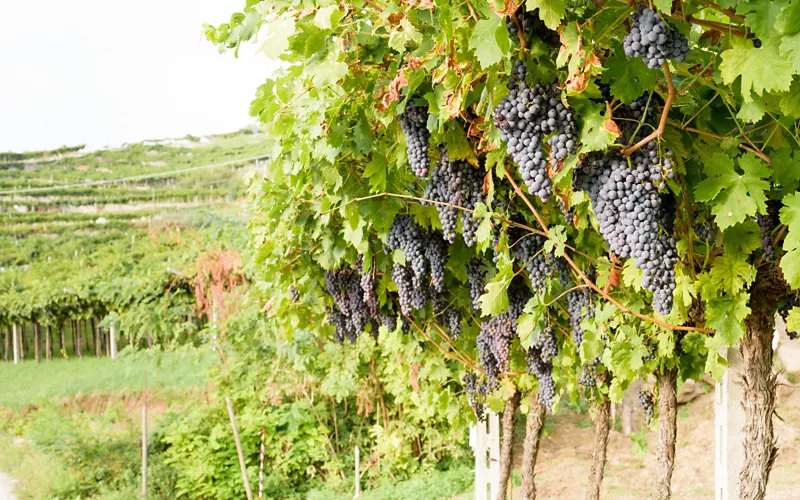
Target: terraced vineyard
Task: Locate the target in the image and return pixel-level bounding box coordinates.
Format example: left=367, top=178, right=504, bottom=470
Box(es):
left=0, top=130, right=270, bottom=360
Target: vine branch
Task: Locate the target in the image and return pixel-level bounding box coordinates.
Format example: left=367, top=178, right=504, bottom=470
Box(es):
left=667, top=120, right=772, bottom=164
left=621, top=64, right=675, bottom=156
left=504, top=170, right=713, bottom=333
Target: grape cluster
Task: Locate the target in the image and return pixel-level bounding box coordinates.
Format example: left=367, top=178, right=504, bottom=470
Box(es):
left=623, top=7, right=690, bottom=69
left=692, top=215, right=716, bottom=242
left=580, top=359, right=599, bottom=389
left=425, top=233, right=449, bottom=294
left=509, top=229, right=553, bottom=292
left=757, top=201, right=781, bottom=263
left=399, top=101, right=431, bottom=176
left=423, top=149, right=485, bottom=245
left=356, top=255, right=379, bottom=316
left=638, top=388, right=655, bottom=425
left=466, top=259, right=486, bottom=311
left=575, top=143, right=677, bottom=314
left=505, top=5, right=560, bottom=47
left=325, top=266, right=380, bottom=343
left=526, top=345, right=556, bottom=411
left=434, top=296, right=463, bottom=340
left=464, top=372, right=492, bottom=421
left=613, top=92, right=662, bottom=142
left=387, top=215, right=428, bottom=287
left=380, top=314, right=398, bottom=333
left=392, top=263, right=429, bottom=315
left=494, top=60, right=577, bottom=202
left=568, top=287, right=594, bottom=348
left=476, top=278, right=532, bottom=387
left=536, top=325, right=558, bottom=362
left=290, top=286, right=300, bottom=302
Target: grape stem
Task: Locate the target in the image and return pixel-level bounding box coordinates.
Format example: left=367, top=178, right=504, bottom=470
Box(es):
left=503, top=170, right=714, bottom=333
left=666, top=120, right=772, bottom=164
left=670, top=11, right=750, bottom=39
left=695, top=0, right=746, bottom=23
left=621, top=64, right=675, bottom=156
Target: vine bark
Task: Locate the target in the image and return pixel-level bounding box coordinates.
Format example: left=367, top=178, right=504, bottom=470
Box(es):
left=587, top=394, right=610, bottom=500
left=498, top=389, right=521, bottom=500
left=738, top=270, right=782, bottom=499
left=522, top=392, right=546, bottom=500
left=653, top=366, right=677, bottom=499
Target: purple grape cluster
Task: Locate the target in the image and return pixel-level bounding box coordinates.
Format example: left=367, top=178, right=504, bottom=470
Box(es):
left=526, top=345, right=556, bottom=411
left=638, top=388, right=655, bottom=425
left=466, top=259, right=486, bottom=311
left=509, top=228, right=554, bottom=292
left=423, top=148, right=485, bottom=246
left=493, top=61, right=577, bottom=202
left=623, top=7, right=690, bottom=69
left=399, top=101, right=431, bottom=176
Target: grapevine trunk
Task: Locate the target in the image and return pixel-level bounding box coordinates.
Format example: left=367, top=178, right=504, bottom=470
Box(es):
left=654, top=366, right=677, bottom=499
left=739, top=282, right=780, bottom=499
left=586, top=394, right=610, bottom=500
left=522, top=391, right=545, bottom=500
left=497, top=389, right=521, bottom=500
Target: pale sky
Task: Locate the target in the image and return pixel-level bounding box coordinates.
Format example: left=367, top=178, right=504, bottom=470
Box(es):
left=0, top=1, right=275, bottom=152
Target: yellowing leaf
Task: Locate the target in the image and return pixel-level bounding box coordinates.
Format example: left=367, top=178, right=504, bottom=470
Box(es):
left=708, top=254, right=756, bottom=295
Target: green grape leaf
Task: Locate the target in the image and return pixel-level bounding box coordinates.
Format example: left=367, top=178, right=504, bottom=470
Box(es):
left=785, top=306, right=800, bottom=333
left=719, top=43, right=793, bottom=101
left=526, top=0, right=566, bottom=30
left=722, top=221, right=761, bottom=256
left=469, top=17, right=506, bottom=69
left=780, top=33, right=800, bottom=72
left=705, top=293, right=750, bottom=345
left=694, top=153, right=770, bottom=230
left=480, top=255, right=513, bottom=316
left=362, top=153, right=388, bottom=192
left=779, top=80, right=800, bottom=118
left=772, top=148, right=800, bottom=192
left=780, top=192, right=800, bottom=288
left=708, top=254, right=757, bottom=295
left=736, top=94, right=766, bottom=123
left=653, top=0, right=672, bottom=14
left=258, top=15, right=296, bottom=59
left=389, top=18, right=423, bottom=52
left=777, top=1, right=800, bottom=34
left=544, top=225, right=567, bottom=257
left=576, top=100, right=619, bottom=152
left=737, top=0, right=788, bottom=42
left=599, top=40, right=658, bottom=104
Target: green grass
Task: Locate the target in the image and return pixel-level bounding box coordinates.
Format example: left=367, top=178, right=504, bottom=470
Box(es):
left=0, top=347, right=213, bottom=408
left=0, top=434, right=78, bottom=499
left=307, top=465, right=473, bottom=500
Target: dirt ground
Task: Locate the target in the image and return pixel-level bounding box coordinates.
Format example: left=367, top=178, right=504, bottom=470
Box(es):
left=490, top=381, right=800, bottom=499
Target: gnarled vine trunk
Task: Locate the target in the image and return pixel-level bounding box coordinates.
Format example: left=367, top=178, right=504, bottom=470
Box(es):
left=497, top=389, right=521, bottom=500
left=653, top=366, right=677, bottom=499
left=738, top=278, right=780, bottom=500
left=586, top=394, right=610, bottom=500
left=522, top=392, right=545, bottom=500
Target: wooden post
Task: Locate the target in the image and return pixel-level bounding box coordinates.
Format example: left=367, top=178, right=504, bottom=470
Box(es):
left=4, top=326, right=8, bottom=362
left=258, top=429, right=265, bottom=499
left=34, top=323, right=40, bottom=362
left=20, top=324, right=26, bottom=360
left=45, top=325, right=52, bottom=360
left=715, top=346, right=745, bottom=500
left=76, top=320, right=83, bottom=358
left=354, top=446, right=361, bottom=498
left=226, top=396, right=253, bottom=500
left=110, top=324, right=118, bottom=360
left=93, top=319, right=101, bottom=357
left=12, top=324, right=19, bottom=364
left=142, top=404, right=148, bottom=498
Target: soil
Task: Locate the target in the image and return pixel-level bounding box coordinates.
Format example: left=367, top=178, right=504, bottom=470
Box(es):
left=0, top=471, right=17, bottom=499
left=457, top=379, right=800, bottom=499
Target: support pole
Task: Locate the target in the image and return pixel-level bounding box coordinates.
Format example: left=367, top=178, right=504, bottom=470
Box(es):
left=142, top=404, right=148, bottom=498
left=110, top=324, right=118, bottom=360
left=12, top=324, right=19, bottom=364
left=226, top=396, right=253, bottom=500
left=354, top=445, right=361, bottom=498
left=715, top=346, right=745, bottom=500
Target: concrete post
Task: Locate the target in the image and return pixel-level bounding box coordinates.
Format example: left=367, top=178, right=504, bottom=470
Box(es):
left=471, top=411, right=501, bottom=500
left=715, top=345, right=745, bottom=500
